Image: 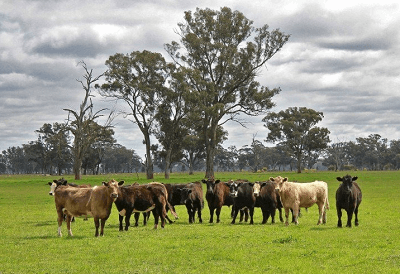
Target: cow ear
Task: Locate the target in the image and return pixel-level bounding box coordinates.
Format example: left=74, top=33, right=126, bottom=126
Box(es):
left=336, top=177, right=343, bottom=182
left=269, top=177, right=274, bottom=181
left=188, top=189, right=192, bottom=194
left=118, top=180, right=125, bottom=186
left=102, top=181, right=108, bottom=186
left=224, top=182, right=230, bottom=187
left=62, top=181, right=68, bottom=185
left=352, top=176, right=358, bottom=181
left=283, top=177, right=288, bottom=182
left=261, top=182, right=267, bottom=187
left=249, top=183, right=254, bottom=186
left=215, top=180, right=221, bottom=184
left=48, top=182, right=52, bottom=185
left=202, top=179, right=206, bottom=184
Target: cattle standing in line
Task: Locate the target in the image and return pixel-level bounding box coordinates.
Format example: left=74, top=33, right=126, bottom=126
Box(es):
left=229, top=182, right=257, bottom=225
left=336, top=175, right=362, bottom=228
left=271, top=176, right=329, bottom=226
left=202, top=179, right=234, bottom=223
left=178, top=182, right=204, bottom=223
left=53, top=180, right=119, bottom=237
left=114, top=182, right=178, bottom=231
left=254, top=181, right=281, bottom=224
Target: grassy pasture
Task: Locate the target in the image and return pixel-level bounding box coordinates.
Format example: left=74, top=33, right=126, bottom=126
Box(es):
left=0, top=171, right=399, bottom=273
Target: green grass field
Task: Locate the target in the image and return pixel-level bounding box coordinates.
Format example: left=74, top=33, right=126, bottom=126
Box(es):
left=1, top=171, right=399, bottom=273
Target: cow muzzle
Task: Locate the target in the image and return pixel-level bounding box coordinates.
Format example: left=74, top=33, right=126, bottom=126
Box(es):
left=111, top=193, right=118, bottom=199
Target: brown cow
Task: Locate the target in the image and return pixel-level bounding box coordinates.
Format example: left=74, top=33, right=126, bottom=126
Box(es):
left=48, top=178, right=91, bottom=196
left=202, top=179, right=234, bottom=223
left=271, top=176, right=329, bottom=226
left=114, top=182, right=177, bottom=230
left=54, top=179, right=119, bottom=237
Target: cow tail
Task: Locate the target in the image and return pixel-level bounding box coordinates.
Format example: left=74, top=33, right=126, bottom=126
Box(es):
left=167, top=201, right=179, bottom=219
left=325, top=196, right=330, bottom=210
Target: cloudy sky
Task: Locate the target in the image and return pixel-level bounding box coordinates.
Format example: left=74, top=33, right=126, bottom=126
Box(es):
left=1, top=0, right=399, bottom=158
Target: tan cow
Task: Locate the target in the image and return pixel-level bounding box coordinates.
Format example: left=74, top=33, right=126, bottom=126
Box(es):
left=54, top=179, right=120, bottom=237
left=271, top=176, right=329, bottom=226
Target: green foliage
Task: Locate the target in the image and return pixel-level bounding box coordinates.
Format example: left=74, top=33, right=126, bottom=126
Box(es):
left=1, top=171, right=400, bottom=273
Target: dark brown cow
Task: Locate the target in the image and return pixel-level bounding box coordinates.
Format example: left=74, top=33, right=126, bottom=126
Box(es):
left=54, top=179, right=119, bottom=237
left=114, top=182, right=177, bottom=230
left=336, top=175, right=362, bottom=227
left=178, top=182, right=204, bottom=223
left=202, top=179, right=234, bottom=223
left=254, top=181, right=281, bottom=224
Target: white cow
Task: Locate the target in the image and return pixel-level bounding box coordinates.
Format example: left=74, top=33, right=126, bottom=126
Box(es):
left=271, top=176, right=329, bottom=226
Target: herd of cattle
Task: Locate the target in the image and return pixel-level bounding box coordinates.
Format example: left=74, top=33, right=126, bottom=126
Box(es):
left=47, top=175, right=363, bottom=237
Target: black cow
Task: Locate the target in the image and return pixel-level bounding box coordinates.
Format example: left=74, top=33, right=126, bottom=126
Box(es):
left=229, top=182, right=256, bottom=225
left=163, top=183, right=191, bottom=223
left=336, top=175, right=362, bottom=227
left=178, top=182, right=204, bottom=223
left=254, top=181, right=281, bottom=224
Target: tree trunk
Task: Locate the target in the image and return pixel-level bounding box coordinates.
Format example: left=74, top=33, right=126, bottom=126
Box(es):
left=164, top=148, right=172, bottom=179
left=144, top=135, right=153, bottom=180
left=73, top=158, right=82, bottom=180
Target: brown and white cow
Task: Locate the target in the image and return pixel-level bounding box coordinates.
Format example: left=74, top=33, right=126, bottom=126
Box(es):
left=48, top=178, right=91, bottom=196
left=271, top=176, right=329, bottom=226
left=54, top=179, right=119, bottom=237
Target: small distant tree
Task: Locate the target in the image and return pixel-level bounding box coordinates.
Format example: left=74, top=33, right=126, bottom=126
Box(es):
left=263, top=107, right=330, bottom=173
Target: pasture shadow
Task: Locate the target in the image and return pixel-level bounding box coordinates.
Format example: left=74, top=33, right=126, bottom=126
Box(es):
left=33, top=221, right=53, bottom=227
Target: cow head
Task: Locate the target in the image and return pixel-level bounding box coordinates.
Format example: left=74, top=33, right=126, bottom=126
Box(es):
left=253, top=182, right=261, bottom=197
left=48, top=178, right=68, bottom=195
left=179, top=188, right=192, bottom=204
left=102, top=179, right=122, bottom=199
left=270, top=176, right=288, bottom=191
left=202, top=179, right=219, bottom=194
left=337, top=175, right=358, bottom=192
left=228, top=182, right=241, bottom=197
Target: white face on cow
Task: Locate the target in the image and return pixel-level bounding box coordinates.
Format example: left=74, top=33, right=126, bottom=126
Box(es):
left=253, top=182, right=261, bottom=197
left=48, top=182, right=57, bottom=196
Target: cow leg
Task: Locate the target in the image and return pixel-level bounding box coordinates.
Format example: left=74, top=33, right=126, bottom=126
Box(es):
left=337, top=207, right=343, bottom=227
left=354, top=205, right=360, bottom=226
left=100, top=218, right=106, bottom=236
left=118, top=214, right=124, bottom=231
left=322, top=205, right=327, bottom=224
left=66, top=215, right=73, bottom=236
left=197, top=203, right=203, bottom=223
left=94, top=217, right=100, bottom=237
left=153, top=211, right=159, bottom=229
left=125, top=212, right=132, bottom=231
left=261, top=209, right=267, bottom=224
left=317, top=203, right=324, bottom=225
left=346, top=208, right=354, bottom=228
left=239, top=210, right=244, bottom=222
left=249, top=207, right=254, bottom=225
left=278, top=207, right=284, bottom=222
left=216, top=207, right=222, bottom=223
left=186, top=205, right=193, bottom=223
left=209, top=207, right=215, bottom=223
left=134, top=213, right=140, bottom=227
left=57, top=209, right=63, bottom=237
left=284, top=207, right=290, bottom=226
left=270, top=209, right=275, bottom=224
left=293, top=204, right=300, bottom=225
left=231, top=206, right=239, bottom=224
